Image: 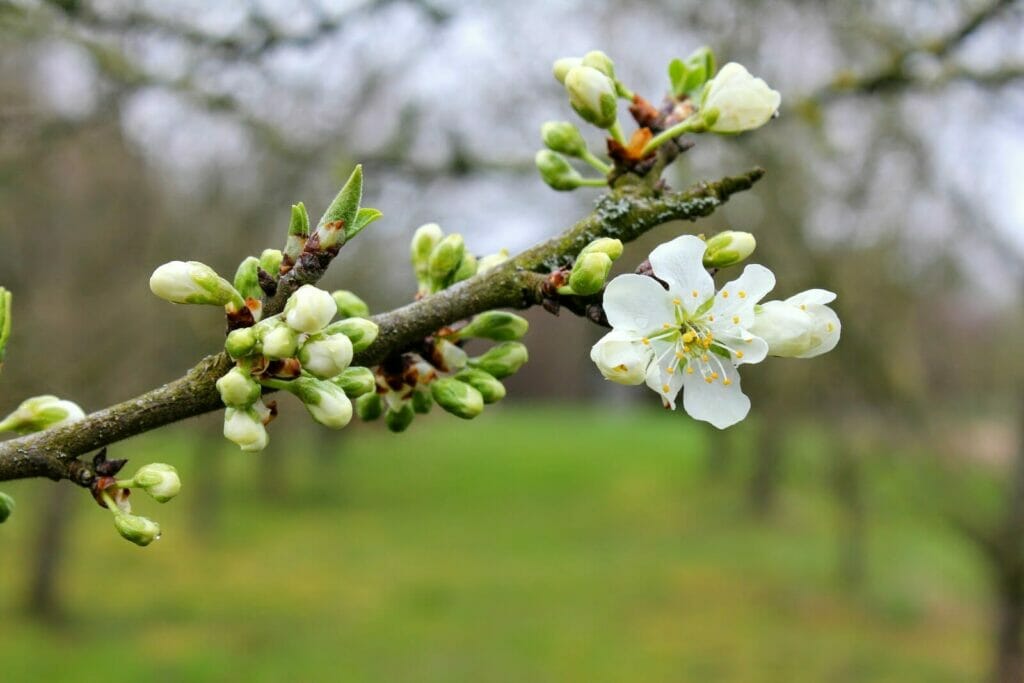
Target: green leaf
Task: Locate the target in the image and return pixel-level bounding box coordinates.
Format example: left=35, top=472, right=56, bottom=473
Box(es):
left=346, top=207, right=382, bottom=240
left=668, top=58, right=688, bottom=97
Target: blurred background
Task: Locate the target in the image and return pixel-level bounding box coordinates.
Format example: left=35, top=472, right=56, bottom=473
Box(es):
left=1, top=0, right=1023, bottom=681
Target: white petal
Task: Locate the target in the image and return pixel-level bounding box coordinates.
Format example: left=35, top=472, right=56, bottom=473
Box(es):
left=716, top=332, right=769, bottom=366
left=794, top=304, right=841, bottom=358
left=786, top=289, right=836, bottom=306
left=644, top=349, right=685, bottom=410
left=648, top=235, right=714, bottom=314
left=681, top=360, right=750, bottom=429
left=709, top=264, right=776, bottom=328
left=602, top=274, right=676, bottom=333
left=590, top=329, right=653, bottom=385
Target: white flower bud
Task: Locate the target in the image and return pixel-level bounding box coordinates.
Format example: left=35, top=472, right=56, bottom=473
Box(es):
left=0, top=395, right=85, bottom=434
left=564, top=66, right=619, bottom=129
left=331, top=290, right=370, bottom=319
left=590, top=331, right=653, bottom=385
left=581, top=50, right=615, bottom=78
left=225, top=327, right=259, bottom=359
left=290, top=377, right=353, bottom=429
left=702, top=231, right=756, bottom=268
left=298, top=333, right=354, bottom=379
left=113, top=513, right=161, bottom=546
left=130, top=463, right=181, bottom=503
left=749, top=290, right=840, bottom=359
left=284, top=285, right=336, bottom=334
left=223, top=407, right=269, bottom=452
left=476, top=249, right=509, bottom=274
left=261, top=324, right=299, bottom=359
left=541, top=121, right=588, bottom=158
left=699, top=62, right=781, bottom=134
left=579, top=237, right=624, bottom=261
left=411, top=223, right=444, bottom=282
left=552, top=57, right=583, bottom=84
left=149, top=261, right=242, bottom=307
left=216, top=367, right=262, bottom=407
left=323, top=317, right=378, bottom=352
left=436, top=339, right=468, bottom=372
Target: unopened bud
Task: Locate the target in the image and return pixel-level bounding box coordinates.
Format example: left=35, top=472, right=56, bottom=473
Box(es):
left=333, top=366, right=376, bottom=398
left=469, top=342, right=528, bottom=379
left=0, top=491, right=13, bottom=523
left=457, top=311, right=529, bottom=341
left=564, top=66, right=618, bottom=129
left=411, top=223, right=444, bottom=283
left=323, top=317, right=378, bottom=352
left=535, top=150, right=584, bottom=191
left=113, top=513, right=161, bottom=546
left=298, top=333, right=354, bottom=379
left=284, top=376, right=353, bottom=429
left=0, top=287, right=10, bottom=371
left=0, top=395, right=85, bottom=434
left=259, top=249, right=284, bottom=279
left=216, top=366, right=262, bottom=407
left=332, top=290, right=370, bottom=319
left=233, top=257, right=263, bottom=302
left=452, top=251, right=477, bottom=284
left=128, top=463, right=181, bottom=503
left=411, top=387, right=433, bottom=414
left=149, top=261, right=243, bottom=308
left=428, top=234, right=466, bottom=290
left=568, top=252, right=613, bottom=296
left=259, top=321, right=300, bottom=360
left=699, top=62, right=781, bottom=134
left=553, top=57, right=583, bottom=84
left=435, top=339, right=468, bottom=372
left=581, top=50, right=616, bottom=78
left=454, top=369, right=506, bottom=404
left=284, top=285, right=336, bottom=334
left=284, top=202, right=310, bottom=261
left=702, top=231, right=756, bottom=268
left=223, top=407, right=269, bottom=452
left=354, top=392, right=383, bottom=421
left=431, top=377, right=484, bottom=419
left=579, top=237, right=623, bottom=261
left=225, top=327, right=259, bottom=359
left=385, top=402, right=415, bottom=432
left=476, top=249, right=509, bottom=274
left=315, top=164, right=363, bottom=250
left=541, top=121, right=588, bottom=158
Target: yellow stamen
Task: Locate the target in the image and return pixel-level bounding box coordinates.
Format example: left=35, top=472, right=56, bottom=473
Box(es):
left=641, top=337, right=650, bottom=346
left=672, top=298, right=681, bottom=306
left=661, top=383, right=671, bottom=393
left=800, top=304, right=807, bottom=310
left=827, top=323, right=835, bottom=332
left=723, top=378, right=732, bottom=386
left=682, top=331, right=696, bottom=344
left=675, top=350, right=686, bottom=360
left=662, top=322, right=672, bottom=329
left=704, top=376, right=713, bottom=384
left=732, top=315, right=740, bottom=324
left=691, top=290, right=698, bottom=298
left=738, top=291, right=747, bottom=298
left=686, top=366, right=694, bottom=374
left=710, top=372, right=719, bottom=380
left=736, top=350, right=744, bottom=359
left=614, top=364, right=627, bottom=372
left=667, top=366, right=675, bottom=375
left=708, top=315, right=715, bottom=322
left=722, top=291, right=729, bottom=298
left=701, top=353, right=709, bottom=362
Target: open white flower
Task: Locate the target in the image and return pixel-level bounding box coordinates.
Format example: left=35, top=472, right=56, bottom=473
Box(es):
left=750, top=289, right=840, bottom=358
left=592, top=235, right=775, bottom=429
left=699, top=62, right=781, bottom=134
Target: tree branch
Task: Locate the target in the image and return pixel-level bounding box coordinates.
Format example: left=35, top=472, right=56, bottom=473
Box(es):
left=0, top=168, right=764, bottom=484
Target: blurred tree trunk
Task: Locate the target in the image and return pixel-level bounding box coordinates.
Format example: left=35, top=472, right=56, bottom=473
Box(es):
left=704, top=426, right=734, bottom=480
left=25, top=484, right=74, bottom=620
left=748, top=416, right=783, bottom=516
left=832, top=438, right=865, bottom=589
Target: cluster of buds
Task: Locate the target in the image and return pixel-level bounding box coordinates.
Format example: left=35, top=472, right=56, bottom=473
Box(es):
left=220, top=284, right=379, bottom=450
left=536, top=47, right=781, bottom=192
left=551, top=238, right=625, bottom=297
left=91, top=452, right=181, bottom=546
left=354, top=224, right=528, bottom=432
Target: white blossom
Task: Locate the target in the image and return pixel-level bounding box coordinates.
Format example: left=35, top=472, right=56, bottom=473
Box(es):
left=750, top=289, right=841, bottom=358
left=699, top=62, right=781, bottom=134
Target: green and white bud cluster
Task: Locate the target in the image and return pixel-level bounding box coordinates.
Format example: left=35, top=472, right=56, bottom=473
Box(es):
left=557, top=238, right=624, bottom=297
left=218, top=284, right=379, bottom=451
left=409, top=222, right=505, bottom=295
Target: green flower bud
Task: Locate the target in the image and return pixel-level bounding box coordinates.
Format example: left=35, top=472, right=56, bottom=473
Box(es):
left=323, top=317, right=378, bottom=352
left=259, top=249, right=284, bottom=279
left=149, top=261, right=244, bottom=308
left=315, top=164, right=363, bottom=250
left=113, top=513, right=161, bottom=546
left=354, top=392, right=383, bottom=421
left=0, top=491, right=14, bottom=523
left=216, top=366, right=262, bottom=407
left=284, top=285, right=336, bottom=334
left=581, top=50, right=616, bottom=78
left=428, top=234, right=466, bottom=290
left=223, top=406, right=269, bottom=452
left=298, top=333, right=354, bottom=379
left=568, top=252, right=613, bottom=296
left=411, top=387, right=433, bottom=414
left=331, top=290, right=370, bottom=319
left=476, top=249, right=509, bottom=274
left=564, top=65, right=619, bottom=129
left=702, top=231, right=756, bottom=268
left=277, top=376, right=353, bottom=429
left=332, top=366, right=376, bottom=398
left=284, top=202, right=310, bottom=262
left=456, top=311, right=529, bottom=341
left=431, top=377, right=484, bottom=419
left=0, top=287, right=11, bottom=371
left=454, top=369, right=506, bottom=404
left=233, top=257, right=263, bottom=302
left=225, top=327, right=259, bottom=359
left=257, top=319, right=299, bottom=359
left=128, top=463, right=181, bottom=503
left=579, top=237, right=623, bottom=261
left=411, top=222, right=444, bottom=283
left=435, top=339, right=468, bottom=372
left=552, top=57, right=582, bottom=84
left=0, top=395, right=85, bottom=434
left=535, top=150, right=584, bottom=191
left=452, top=251, right=478, bottom=283
left=385, top=402, right=415, bottom=433
left=469, top=342, right=529, bottom=379
left=541, top=121, right=588, bottom=158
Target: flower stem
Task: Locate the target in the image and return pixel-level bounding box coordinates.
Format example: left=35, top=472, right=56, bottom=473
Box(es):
left=642, top=116, right=702, bottom=156
left=580, top=151, right=611, bottom=175
left=573, top=177, right=609, bottom=188
left=608, top=121, right=626, bottom=145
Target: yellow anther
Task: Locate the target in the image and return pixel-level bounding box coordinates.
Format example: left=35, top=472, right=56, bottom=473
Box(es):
left=722, top=291, right=729, bottom=298
left=738, top=291, right=747, bottom=298
left=662, top=322, right=672, bottom=329
left=732, top=315, right=740, bottom=324
left=827, top=323, right=835, bottom=332
left=701, top=353, right=709, bottom=362
left=682, top=330, right=696, bottom=343
left=614, top=364, right=627, bottom=372
left=704, top=376, right=713, bottom=384
left=800, top=304, right=807, bottom=310
left=686, top=366, right=694, bottom=374
left=641, top=337, right=650, bottom=346
left=672, top=298, right=681, bottom=306
left=661, top=383, right=671, bottom=393
left=736, top=350, right=744, bottom=359
left=723, top=378, right=732, bottom=386
left=675, top=350, right=686, bottom=360
left=711, top=372, right=719, bottom=380
left=691, top=290, right=698, bottom=298
left=667, top=366, right=675, bottom=375
left=708, top=315, right=715, bottom=322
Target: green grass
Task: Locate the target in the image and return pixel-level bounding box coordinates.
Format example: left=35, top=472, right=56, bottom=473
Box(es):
left=0, top=406, right=994, bottom=681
